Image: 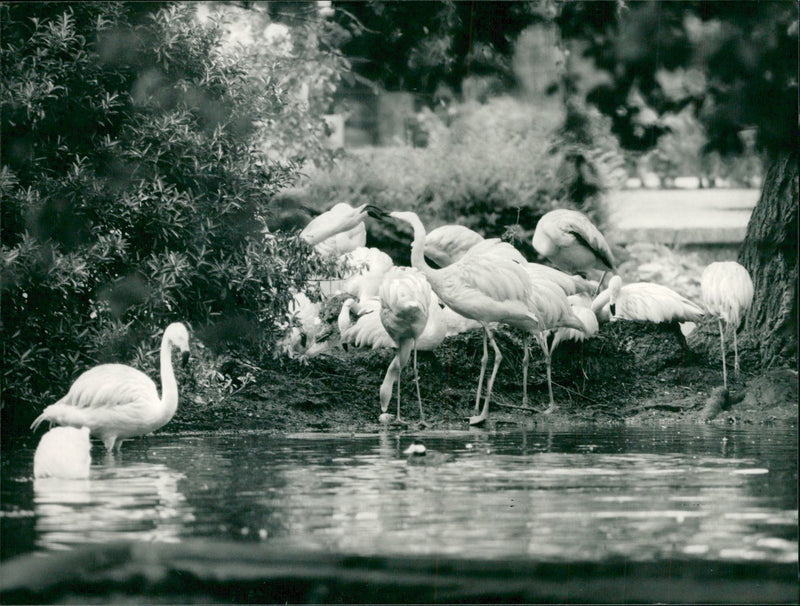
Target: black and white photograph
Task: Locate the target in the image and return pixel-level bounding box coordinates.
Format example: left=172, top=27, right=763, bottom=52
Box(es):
left=1, top=1, right=797, bottom=603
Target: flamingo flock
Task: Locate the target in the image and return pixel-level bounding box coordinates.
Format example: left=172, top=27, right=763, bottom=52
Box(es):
left=265, top=201, right=752, bottom=427
left=28, top=199, right=754, bottom=468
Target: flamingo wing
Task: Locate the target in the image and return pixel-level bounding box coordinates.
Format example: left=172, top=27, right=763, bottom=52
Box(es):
left=63, top=364, right=159, bottom=410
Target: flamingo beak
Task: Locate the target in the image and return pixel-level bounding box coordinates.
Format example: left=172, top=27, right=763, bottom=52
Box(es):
left=181, top=351, right=190, bottom=367
left=609, top=303, right=616, bottom=317
left=365, top=205, right=388, bottom=220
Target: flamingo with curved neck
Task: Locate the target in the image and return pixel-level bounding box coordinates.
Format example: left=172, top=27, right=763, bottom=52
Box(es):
left=30, top=322, right=191, bottom=453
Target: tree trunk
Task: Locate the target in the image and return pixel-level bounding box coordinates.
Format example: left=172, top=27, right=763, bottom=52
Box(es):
left=738, top=150, right=798, bottom=369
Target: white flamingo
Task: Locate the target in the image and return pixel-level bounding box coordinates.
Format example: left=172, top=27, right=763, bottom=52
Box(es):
left=378, top=266, right=431, bottom=426
left=701, top=261, right=754, bottom=387
left=532, top=208, right=615, bottom=291
left=372, top=208, right=567, bottom=425
left=33, top=426, right=92, bottom=479
left=592, top=276, right=705, bottom=324
left=30, top=323, right=191, bottom=453
left=276, top=291, right=331, bottom=361
left=300, top=202, right=368, bottom=257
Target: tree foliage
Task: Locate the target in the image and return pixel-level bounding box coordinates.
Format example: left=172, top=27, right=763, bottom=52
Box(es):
left=557, top=0, right=798, bottom=156
left=0, top=2, right=338, bottom=431
left=329, top=0, right=549, bottom=97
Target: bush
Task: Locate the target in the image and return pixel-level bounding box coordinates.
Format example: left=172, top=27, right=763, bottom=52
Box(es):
left=296, top=95, right=616, bottom=262
left=0, top=2, right=340, bottom=434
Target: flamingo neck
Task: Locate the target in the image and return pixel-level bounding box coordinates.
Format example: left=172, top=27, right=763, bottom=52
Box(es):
left=406, top=215, right=438, bottom=283
left=159, top=334, right=179, bottom=419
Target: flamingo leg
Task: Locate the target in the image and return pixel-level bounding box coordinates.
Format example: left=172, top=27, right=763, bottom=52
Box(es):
left=395, top=355, right=404, bottom=424
left=732, top=326, right=740, bottom=380
left=537, top=334, right=557, bottom=414
left=470, top=326, right=502, bottom=425
left=718, top=318, right=728, bottom=389
left=412, top=344, right=428, bottom=427
left=592, top=271, right=608, bottom=298
left=474, top=329, right=489, bottom=413
left=522, top=336, right=531, bottom=407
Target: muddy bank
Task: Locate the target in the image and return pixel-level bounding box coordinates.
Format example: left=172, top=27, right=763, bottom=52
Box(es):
left=172, top=321, right=798, bottom=435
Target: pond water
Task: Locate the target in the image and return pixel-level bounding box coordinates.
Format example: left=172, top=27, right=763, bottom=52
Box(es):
left=2, top=425, right=797, bottom=570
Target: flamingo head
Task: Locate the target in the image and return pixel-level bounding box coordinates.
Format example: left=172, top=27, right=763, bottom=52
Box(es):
left=165, top=322, right=191, bottom=366
left=608, top=275, right=623, bottom=318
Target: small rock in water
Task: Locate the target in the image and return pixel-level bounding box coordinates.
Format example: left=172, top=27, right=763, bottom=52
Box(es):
left=378, top=413, right=394, bottom=424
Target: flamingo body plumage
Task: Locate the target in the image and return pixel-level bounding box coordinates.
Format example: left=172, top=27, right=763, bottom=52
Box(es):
left=30, top=322, right=190, bottom=453
left=424, top=224, right=486, bottom=267
left=33, top=426, right=92, bottom=479
left=378, top=266, right=431, bottom=424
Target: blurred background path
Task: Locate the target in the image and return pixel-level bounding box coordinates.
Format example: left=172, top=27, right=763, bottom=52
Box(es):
left=608, top=188, right=760, bottom=248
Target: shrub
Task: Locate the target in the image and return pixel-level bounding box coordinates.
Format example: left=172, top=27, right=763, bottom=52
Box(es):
left=0, top=2, right=340, bottom=435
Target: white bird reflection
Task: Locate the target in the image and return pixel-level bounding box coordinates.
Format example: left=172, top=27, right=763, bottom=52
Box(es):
left=34, top=460, right=193, bottom=552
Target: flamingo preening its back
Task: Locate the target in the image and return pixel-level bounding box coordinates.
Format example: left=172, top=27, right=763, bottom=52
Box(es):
left=701, top=261, right=754, bottom=388
left=532, top=209, right=615, bottom=294
left=30, top=323, right=191, bottom=453
left=33, top=426, right=92, bottom=479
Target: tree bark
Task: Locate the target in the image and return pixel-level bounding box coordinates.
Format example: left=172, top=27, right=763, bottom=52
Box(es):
left=738, top=150, right=798, bottom=369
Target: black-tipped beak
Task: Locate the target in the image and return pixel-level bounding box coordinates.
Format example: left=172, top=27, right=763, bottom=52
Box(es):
left=609, top=304, right=616, bottom=317
left=181, top=351, right=190, bottom=367
left=365, top=205, right=388, bottom=220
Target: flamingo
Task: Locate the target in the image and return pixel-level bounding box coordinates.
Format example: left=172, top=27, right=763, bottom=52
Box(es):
left=30, top=322, right=191, bottom=453
left=33, top=426, right=92, bottom=479
left=701, top=261, right=754, bottom=387
left=369, top=207, right=564, bottom=425
left=377, top=266, right=431, bottom=426
left=532, top=209, right=615, bottom=291
left=591, top=275, right=705, bottom=324
left=299, top=202, right=368, bottom=257
left=276, top=291, right=332, bottom=361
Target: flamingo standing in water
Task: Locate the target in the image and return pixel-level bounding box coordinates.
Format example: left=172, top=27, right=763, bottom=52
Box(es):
left=377, top=266, right=431, bottom=426
left=701, top=261, right=754, bottom=387
left=532, top=209, right=615, bottom=292
left=369, top=207, right=579, bottom=425
left=30, top=323, right=191, bottom=453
